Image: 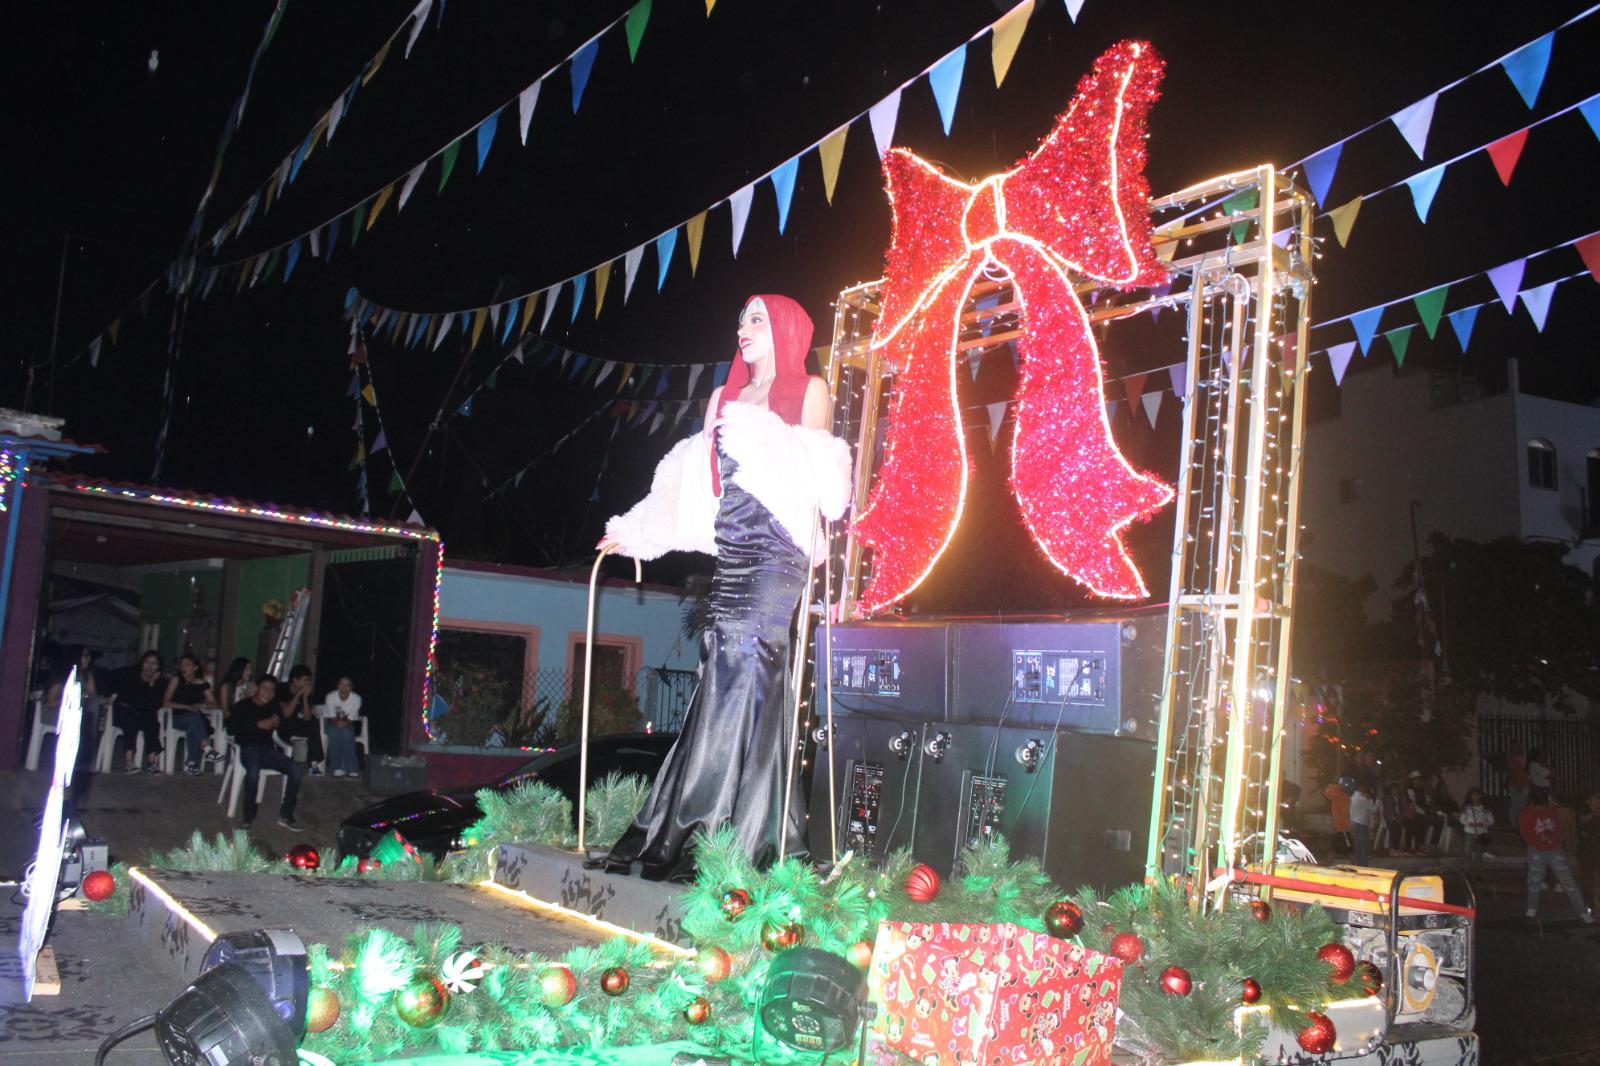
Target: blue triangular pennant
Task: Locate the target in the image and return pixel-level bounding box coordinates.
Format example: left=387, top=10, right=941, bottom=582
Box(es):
left=1446, top=306, right=1479, bottom=352
left=346, top=373, right=360, bottom=397
left=475, top=108, right=501, bottom=173
left=1501, top=33, right=1553, bottom=109
left=1404, top=164, right=1445, bottom=222
left=1302, top=142, right=1343, bottom=208
left=1581, top=98, right=1600, bottom=141
left=501, top=297, right=522, bottom=343
left=289, top=137, right=311, bottom=183
left=1487, top=258, right=1525, bottom=313
left=458, top=396, right=474, bottom=417
left=569, top=273, right=588, bottom=322
left=770, top=157, right=800, bottom=235
left=1349, top=306, right=1383, bottom=355
left=570, top=40, right=599, bottom=112
left=283, top=240, right=302, bottom=282
left=928, top=44, right=967, bottom=135
left=655, top=369, right=670, bottom=396
left=656, top=229, right=678, bottom=290
left=712, top=362, right=730, bottom=387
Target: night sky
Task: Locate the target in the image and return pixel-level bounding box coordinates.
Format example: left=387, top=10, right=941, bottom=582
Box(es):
left=8, top=1, right=1599, bottom=608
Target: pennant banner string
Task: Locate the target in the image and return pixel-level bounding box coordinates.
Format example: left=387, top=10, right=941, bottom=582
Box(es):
left=1311, top=228, right=1597, bottom=332
left=356, top=336, right=426, bottom=522
left=1285, top=3, right=1598, bottom=171
left=336, top=1, right=1070, bottom=319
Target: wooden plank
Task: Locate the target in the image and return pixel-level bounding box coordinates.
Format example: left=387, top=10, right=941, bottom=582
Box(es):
left=32, top=947, right=60, bottom=996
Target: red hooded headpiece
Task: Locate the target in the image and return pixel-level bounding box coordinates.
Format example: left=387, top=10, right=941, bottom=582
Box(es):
left=709, top=293, right=814, bottom=493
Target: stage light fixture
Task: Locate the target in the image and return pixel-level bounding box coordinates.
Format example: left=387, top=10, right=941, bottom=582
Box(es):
left=757, top=948, right=867, bottom=1056
left=200, top=929, right=311, bottom=1037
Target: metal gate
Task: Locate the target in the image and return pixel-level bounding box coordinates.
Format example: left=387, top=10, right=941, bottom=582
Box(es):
left=1478, top=715, right=1600, bottom=801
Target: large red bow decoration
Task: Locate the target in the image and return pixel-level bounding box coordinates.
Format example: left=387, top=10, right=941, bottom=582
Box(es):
left=853, top=41, right=1174, bottom=613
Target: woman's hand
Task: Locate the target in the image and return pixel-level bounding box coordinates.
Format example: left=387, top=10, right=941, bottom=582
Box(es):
left=596, top=533, right=621, bottom=553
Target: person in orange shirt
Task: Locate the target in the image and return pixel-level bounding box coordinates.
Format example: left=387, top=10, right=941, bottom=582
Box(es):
left=1323, top=777, right=1353, bottom=855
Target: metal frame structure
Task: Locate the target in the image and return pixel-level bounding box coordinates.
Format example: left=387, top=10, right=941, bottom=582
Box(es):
left=817, top=166, right=1317, bottom=901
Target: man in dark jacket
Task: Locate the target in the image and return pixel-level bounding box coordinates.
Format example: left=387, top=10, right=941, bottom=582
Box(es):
left=227, top=675, right=303, bottom=831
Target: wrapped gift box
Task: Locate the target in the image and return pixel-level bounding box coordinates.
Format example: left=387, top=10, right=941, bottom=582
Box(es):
left=868, top=920, right=1122, bottom=1066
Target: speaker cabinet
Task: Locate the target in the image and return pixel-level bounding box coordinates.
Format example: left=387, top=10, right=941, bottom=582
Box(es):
left=909, top=723, right=1155, bottom=894
left=814, top=621, right=950, bottom=721
left=806, top=717, right=925, bottom=866
left=948, top=610, right=1164, bottom=737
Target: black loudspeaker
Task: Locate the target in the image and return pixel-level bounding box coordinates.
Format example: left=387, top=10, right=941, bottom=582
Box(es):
left=948, top=608, right=1165, bottom=737
left=806, top=717, right=924, bottom=866
left=909, top=724, right=1155, bottom=894
left=814, top=621, right=950, bottom=721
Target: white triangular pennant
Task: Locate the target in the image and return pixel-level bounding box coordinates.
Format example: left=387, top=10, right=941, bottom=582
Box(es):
left=1391, top=93, right=1438, bottom=159
left=540, top=283, right=562, bottom=330
left=869, top=88, right=903, bottom=158
left=595, top=361, right=616, bottom=387
left=404, top=0, right=433, bottom=58
left=398, top=162, right=425, bottom=211
left=687, top=363, right=705, bottom=397
left=985, top=401, right=1007, bottom=445
left=1326, top=341, right=1357, bottom=386
left=728, top=185, right=754, bottom=257
left=325, top=91, right=348, bottom=143
left=517, top=81, right=541, bottom=144
left=623, top=245, right=645, bottom=302
left=1141, top=390, right=1162, bottom=427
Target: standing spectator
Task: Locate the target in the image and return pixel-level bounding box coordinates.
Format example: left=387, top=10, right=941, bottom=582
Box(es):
left=1459, top=787, right=1494, bottom=874
left=1579, top=791, right=1600, bottom=910
left=1322, top=777, right=1352, bottom=855
left=227, top=676, right=303, bottom=831
left=111, top=651, right=166, bottom=773
left=1381, top=784, right=1406, bottom=857
left=1527, top=749, right=1553, bottom=793
left=216, top=658, right=255, bottom=710
left=320, top=676, right=363, bottom=778
left=1519, top=788, right=1593, bottom=924
left=1402, top=772, right=1427, bottom=854
left=275, top=665, right=325, bottom=773
left=1349, top=783, right=1378, bottom=865
left=162, top=653, right=217, bottom=775
left=1505, top=740, right=1530, bottom=829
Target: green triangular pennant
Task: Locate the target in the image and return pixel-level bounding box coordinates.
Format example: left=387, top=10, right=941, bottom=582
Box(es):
left=625, top=0, right=652, bottom=61
left=388, top=469, right=403, bottom=494
left=351, top=203, right=367, bottom=244
left=485, top=368, right=500, bottom=390
left=438, top=139, right=461, bottom=193
left=1384, top=325, right=1415, bottom=366
left=1412, top=285, right=1448, bottom=340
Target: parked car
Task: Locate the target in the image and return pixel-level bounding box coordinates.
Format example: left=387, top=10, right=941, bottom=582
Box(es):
left=336, top=731, right=676, bottom=860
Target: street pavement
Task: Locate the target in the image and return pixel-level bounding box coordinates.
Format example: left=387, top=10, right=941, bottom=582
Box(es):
left=0, top=770, right=1596, bottom=1063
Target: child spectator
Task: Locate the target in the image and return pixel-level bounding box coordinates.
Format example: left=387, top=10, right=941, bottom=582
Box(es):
left=1459, top=787, right=1494, bottom=873
left=321, top=676, right=363, bottom=778
left=1519, top=788, right=1593, bottom=924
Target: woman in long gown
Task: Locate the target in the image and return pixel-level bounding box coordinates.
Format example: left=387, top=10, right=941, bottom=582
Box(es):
left=596, top=294, right=852, bottom=882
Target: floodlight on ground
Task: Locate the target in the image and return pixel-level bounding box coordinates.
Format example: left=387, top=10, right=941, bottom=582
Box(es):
left=757, top=947, right=868, bottom=1056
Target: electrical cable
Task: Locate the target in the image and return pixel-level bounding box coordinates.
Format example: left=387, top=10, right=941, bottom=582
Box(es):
left=881, top=739, right=918, bottom=855
left=1002, top=693, right=1071, bottom=840
left=94, top=1013, right=158, bottom=1065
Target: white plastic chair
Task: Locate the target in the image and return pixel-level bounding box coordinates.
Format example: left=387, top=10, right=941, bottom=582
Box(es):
left=218, top=740, right=289, bottom=819
left=24, top=690, right=55, bottom=771
left=158, top=708, right=188, bottom=775
left=93, top=719, right=145, bottom=773
left=207, top=709, right=229, bottom=774
left=317, top=712, right=370, bottom=774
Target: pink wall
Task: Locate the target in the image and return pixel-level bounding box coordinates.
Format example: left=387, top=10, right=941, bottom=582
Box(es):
left=422, top=749, right=532, bottom=791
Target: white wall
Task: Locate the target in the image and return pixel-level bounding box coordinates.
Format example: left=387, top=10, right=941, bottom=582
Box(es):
left=1512, top=392, right=1600, bottom=578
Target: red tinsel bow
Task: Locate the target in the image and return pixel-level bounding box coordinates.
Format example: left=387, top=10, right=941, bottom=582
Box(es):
left=853, top=41, right=1174, bottom=612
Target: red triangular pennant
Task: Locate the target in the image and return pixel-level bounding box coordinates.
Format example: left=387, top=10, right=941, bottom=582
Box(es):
left=1122, top=373, right=1148, bottom=408
left=1485, top=128, right=1528, bottom=186
left=1576, top=232, right=1600, bottom=283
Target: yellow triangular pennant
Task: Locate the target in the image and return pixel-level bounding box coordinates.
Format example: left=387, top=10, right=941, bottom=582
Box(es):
left=990, top=0, right=1034, bottom=88
left=361, top=384, right=377, bottom=405
left=363, top=38, right=393, bottom=85
left=705, top=0, right=716, bottom=12
left=818, top=126, right=849, bottom=204
left=595, top=260, right=612, bottom=317
left=686, top=211, right=707, bottom=276
left=617, top=362, right=636, bottom=392
left=469, top=307, right=488, bottom=350
left=367, top=183, right=396, bottom=230
left=519, top=292, right=538, bottom=337
left=1154, top=240, right=1178, bottom=262
left=1329, top=196, right=1362, bottom=249
left=108, top=318, right=121, bottom=344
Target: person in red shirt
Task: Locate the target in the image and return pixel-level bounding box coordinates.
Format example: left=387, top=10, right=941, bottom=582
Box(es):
left=1519, top=789, right=1594, bottom=924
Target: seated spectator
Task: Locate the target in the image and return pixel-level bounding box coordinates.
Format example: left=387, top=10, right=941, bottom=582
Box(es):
left=112, top=651, right=166, bottom=773
left=321, top=676, right=363, bottom=778
left=227, top=675, right=303, bottom=831
left=216, top=657, right=256, bottom=710
left=163, top=653, right=217, bottom=775
left=276, top=665, right=325, bottom=773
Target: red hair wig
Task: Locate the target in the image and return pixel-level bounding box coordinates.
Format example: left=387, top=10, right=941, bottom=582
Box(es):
left=709, top=294, right=815, bottom=493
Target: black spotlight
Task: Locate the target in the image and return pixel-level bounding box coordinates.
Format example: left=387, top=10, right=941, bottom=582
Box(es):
left=155, top=962, right=298, bottom=1065
left=757, top=948, right=867, bottom=1055
left=95, top=930, right=309, bottom=1065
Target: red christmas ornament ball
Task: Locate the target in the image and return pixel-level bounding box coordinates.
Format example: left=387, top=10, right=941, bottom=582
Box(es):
left=904, top=864, right=942, bottom=903
left=1159, top=965, right=1192, bottom=996
left=1240, top=977, right=1262, bottom=1004
left=1356, top=960, right=1383, bottom=996
left=761, top=921, right=805, bottom=952
left=846, top=939, right=875, bottom=970
left=285, top=843, right=320, bottom=870
left=538, top=965, right=577, bottom=1007
left=1297, top=1012, right=1337, bottom=1054
left=696, top=946, right=733, bottom=985
left=1249, top=899, right=1272, bottom=922
left=81, top=870, right=116, bottom=902
left=306, top=986, right=341, bottom=1032
left=1316, top=942, right=1356, bottom=983
left=394, top=971, right=450, bottom=1028
left=720, top=887, right=752, bottom=921
left=1044, top=900, right=1084, bottom=938
left=600, top=966, right=630, bottom=997
left=357, top=857, right=382, bottom=874
left=1109, top=932, right=1143, bottom=964
left=683, top=995, right=711, bottom=1025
